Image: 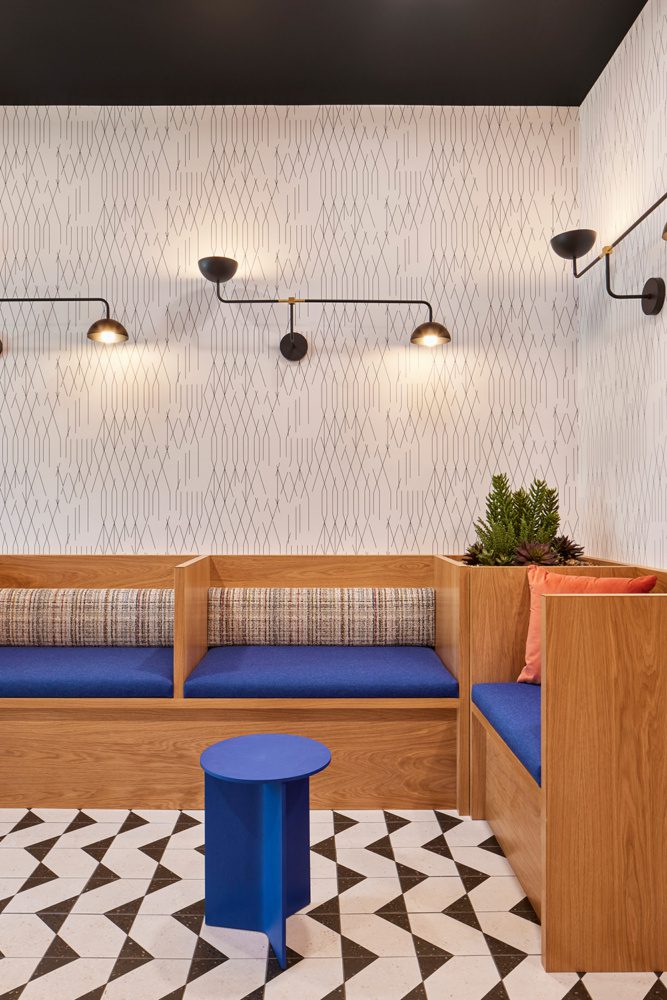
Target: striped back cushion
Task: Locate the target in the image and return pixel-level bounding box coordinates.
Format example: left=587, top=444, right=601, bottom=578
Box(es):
left=0, top=589, right=174, bottom=646
left=208, top=588, right=434, bottom=646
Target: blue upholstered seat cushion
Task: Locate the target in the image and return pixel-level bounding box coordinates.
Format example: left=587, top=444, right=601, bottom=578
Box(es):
left=472, top=682, right=541, bottom=785
left=184, top=646, right=458, bottom=699
left=0, top=647, right=173, bottom=698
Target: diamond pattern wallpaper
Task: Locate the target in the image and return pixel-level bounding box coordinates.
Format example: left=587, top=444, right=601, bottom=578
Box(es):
left=0, top=105, right=579, bottom=554
left=579, top=0, right=667, bottom=567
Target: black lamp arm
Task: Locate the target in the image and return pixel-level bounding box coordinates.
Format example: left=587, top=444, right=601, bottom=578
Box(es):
left=571, top=190, right=667, bottom=280
left=215, top=283, right=434, bottom=322
left=603, top=251, right=647, bottom=300
left=0, top=296, right=111, bottom=318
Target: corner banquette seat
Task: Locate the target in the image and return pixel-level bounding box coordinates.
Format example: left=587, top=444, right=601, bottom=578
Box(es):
left=0, top=588, right=174, bottom=697
left=466, top=560, right=667, bottom=973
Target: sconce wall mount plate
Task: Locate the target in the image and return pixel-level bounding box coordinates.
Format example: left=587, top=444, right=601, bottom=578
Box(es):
left=198, top=256, right=451, bottom=360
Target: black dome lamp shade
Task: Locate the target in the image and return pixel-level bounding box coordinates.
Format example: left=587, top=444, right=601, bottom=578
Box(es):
left=198, top=255, right=451, bottom=360
left=549, top=191, right=667, bottom=316
left=0, top=293, right=128, bottom=354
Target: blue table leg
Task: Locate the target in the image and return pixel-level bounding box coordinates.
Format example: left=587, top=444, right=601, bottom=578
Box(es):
left=204, top=773, right=312, bottom=969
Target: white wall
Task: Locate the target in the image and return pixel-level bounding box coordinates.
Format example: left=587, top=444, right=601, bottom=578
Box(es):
left=579, top=0, right=667, bottom=566
left=0, top=105, right=578, bottom=554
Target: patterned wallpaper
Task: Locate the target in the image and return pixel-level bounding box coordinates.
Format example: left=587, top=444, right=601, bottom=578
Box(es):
left=579, top=0, right=667, bottom=566
left=0, top=105, right=579, bottom=554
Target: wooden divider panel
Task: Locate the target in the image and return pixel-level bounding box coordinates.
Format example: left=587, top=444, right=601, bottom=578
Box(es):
left=174, top=556, right=211, bottom=695
left=542, top=593, right=667, bottom=971
left=209, top=555, right=434, bottom=587
left=0, top=555, right=193, bottom=589
left=435, top=556, right=470, bottom=814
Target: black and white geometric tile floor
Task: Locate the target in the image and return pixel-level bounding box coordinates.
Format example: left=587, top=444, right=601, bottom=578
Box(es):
left=0, top=807, right=664, bottom=1000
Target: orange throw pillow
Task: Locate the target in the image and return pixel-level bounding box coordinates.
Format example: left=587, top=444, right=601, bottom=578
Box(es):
left=517, top=565, right=657, bottom=684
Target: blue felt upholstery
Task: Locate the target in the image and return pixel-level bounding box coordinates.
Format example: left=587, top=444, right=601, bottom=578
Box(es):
left=472, top=682, right=541, bottom=785
left=0, top=647, right=174, bottom=698
left=184, top=645, right=458, bottom=699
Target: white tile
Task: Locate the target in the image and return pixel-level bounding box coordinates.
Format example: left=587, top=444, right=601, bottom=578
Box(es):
left=338, top=876, right=403, bottom=914
left=300, top=878, right=338, bottom=913
left=503, top=955, right=579, bottom=999
left=112, top=823, right=176, bottom=849
left=309, top=810, right=333, bottom=823
left=20, top=958, right=115, bottom=1000
left=0, top=810, right=27, bottom=824
left=0, top=823, right=16, bottom=837
left=341, top=913, right=416, bottom=957
left=102, top=849, right=158, bottom=879
left=167, top=825, right=205, bottom=850
left=72, top=878, right=151, bottom=914
left=83, top=809, right=130, bottom=823
left=309, top=823, right=334, bottom=847
left=0, top=877, right=24, bottom=901
left=424, top=955, right=500, bottom=1000
left=335, top=810, right=385, bottom=823
left=41, top=848, right=98, bottom=879
left=477, top=911, right=542, bottom=954
left=0, top=824, right=69, bottom=851
left=309, top=819, right=334, bottom=841
left=409, top=912, right=491, bottom=956
left=4, top=877, right=88, bottom=914
left=468, top=876, right=527, bottom=912
left=310, top=852, right=338, bottom=878
left=443, top=820, right=493, bottom=847
left=160, top=849, right=204, bottom=880
left=389, top=820, right=443, bottom=848
left=333, top=822, right=388, bottom=849
left=387, top=810, right=437, bottom=823
left=286, top=914, right=341, bottom=958
left=129, top=914, right=198, bottom=959
left=56, top=822, right=123, bottom=849
left=138, top=879, right=203, bottom=916
left=0, top=957, right=41, bottom=994
left=133, top=809, right=181, bottom=824
left=32, top=809, right=79, bottom=824
left=58, top=913, right=127, bottom=958
left=583, top=972, right=661, bottom=1000
left=393, top=848, right=458, bottom=876
left=345, top=956, right=422, bottom=1000
left=450, top=846, right=514, bottom=876
left=403, top=876, right=466, bottom=912
left=184, top=959, right=267, bottom=999
left=0, top=850, right=37, bottom=878
left=335, top=848, right=396, bottom=878
left=0, top=914, right=55, bottom=956
left=200, top=923, right=268, bottom=959
left=102, top=958, right=190, bottom=1000
left=263, top=958, right=344, bottom=1000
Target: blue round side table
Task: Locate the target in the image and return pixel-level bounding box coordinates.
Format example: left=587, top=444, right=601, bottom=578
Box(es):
left=200, top=733, right=331, bottom=968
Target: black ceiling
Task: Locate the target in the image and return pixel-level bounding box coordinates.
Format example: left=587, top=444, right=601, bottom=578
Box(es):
left=0, top=0, right=647, bottom=106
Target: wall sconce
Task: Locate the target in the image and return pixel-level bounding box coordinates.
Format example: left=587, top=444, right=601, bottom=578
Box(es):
left=550, top=191, right=667, bottom=316
left=198, top=256, right=451, bottom=360
left=0, top=294, right=129, bottom=354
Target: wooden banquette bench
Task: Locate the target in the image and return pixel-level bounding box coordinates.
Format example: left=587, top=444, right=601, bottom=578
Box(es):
left=466, top=560, right=667, bottom=972
left=176, top=555, right=467, bottom=811
left=0, top=554, right=467, bottom=812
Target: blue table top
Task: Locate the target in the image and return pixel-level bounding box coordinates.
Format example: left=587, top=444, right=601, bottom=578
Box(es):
left=200, top=734, right=332, bottom=784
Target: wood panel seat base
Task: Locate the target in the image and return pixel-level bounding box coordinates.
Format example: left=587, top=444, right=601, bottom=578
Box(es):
left=0, top=697, right=459, bottom=811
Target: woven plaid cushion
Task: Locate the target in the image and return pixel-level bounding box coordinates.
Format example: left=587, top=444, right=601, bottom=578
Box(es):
left=0, top=589, right=174, bottom=646
left=208, top=587, right=435, bottom=646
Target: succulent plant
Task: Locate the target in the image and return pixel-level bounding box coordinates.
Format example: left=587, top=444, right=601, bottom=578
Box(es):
left=514, top=541, right=559, bottom=566
left=551, top=535, right=585, bottom=564
left=463, top=543, right=483, bottom=565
